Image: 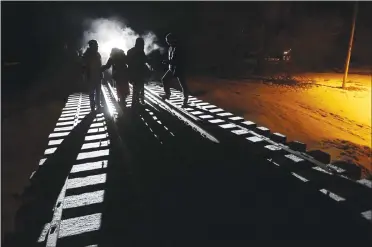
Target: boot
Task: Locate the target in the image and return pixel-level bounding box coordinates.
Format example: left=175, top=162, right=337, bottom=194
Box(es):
left=182, top=95, right=189, bottom=107
left=161, top=93, right=171, bottom=100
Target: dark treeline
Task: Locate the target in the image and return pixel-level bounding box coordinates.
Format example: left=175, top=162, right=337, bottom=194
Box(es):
left=182, top=2, right=372, bottom=75
left=2, top=1, right=372, bottom=89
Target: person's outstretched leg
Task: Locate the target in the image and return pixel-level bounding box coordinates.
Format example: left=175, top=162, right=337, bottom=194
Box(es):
left=131, top=81, right=140, bottom=108
left=89, top=87, right=95, bottom=111
left=122, top=81, right=130, bottom=103
left=139, top=81, right=145, bottom=105
left=116, top=82, right=128, bottom=109
left=95, top=83, right=102, bottom=110
left=161, top=70, right=173, bottom=100
left=177, top=71, right=189, bottom=107
left=112, top=79, right=119, bottom=100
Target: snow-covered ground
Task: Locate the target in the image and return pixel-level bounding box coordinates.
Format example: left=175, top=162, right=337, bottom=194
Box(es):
left=186, top=72, right=371, bottom=175
left=2, top=71, right=371, bottom=240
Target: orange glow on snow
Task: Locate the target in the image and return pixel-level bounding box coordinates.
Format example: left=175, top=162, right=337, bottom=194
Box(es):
left=188, top=72, right=372, bottom=173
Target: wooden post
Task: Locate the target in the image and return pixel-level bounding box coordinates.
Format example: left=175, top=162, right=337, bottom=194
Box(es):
left=342, top=1, right=359, bottom=89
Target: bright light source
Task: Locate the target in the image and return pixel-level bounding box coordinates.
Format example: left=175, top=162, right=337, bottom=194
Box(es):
left=82, top=18, right=164, bottom=64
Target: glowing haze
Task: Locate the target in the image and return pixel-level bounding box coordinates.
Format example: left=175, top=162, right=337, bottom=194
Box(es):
left=82, top=18, right=164, bottom=64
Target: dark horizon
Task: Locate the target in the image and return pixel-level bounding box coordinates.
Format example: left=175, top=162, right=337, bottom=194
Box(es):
left=2, top=1, right=372, bottom=94
left=2, top=1, right=371, bottom=58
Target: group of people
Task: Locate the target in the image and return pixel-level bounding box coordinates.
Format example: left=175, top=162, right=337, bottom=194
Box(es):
left=81, top=33, right=189, bottom=112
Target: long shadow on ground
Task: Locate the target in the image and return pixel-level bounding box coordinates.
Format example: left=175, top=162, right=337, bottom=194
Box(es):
left=99, top=106, right=372, bottom=243
left=7, top=103, right=371, bottom=245
left=8, top=111, right=96, bottom=247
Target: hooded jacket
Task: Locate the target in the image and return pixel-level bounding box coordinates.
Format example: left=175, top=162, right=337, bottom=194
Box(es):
left=82, top=48, right=102, bottom=83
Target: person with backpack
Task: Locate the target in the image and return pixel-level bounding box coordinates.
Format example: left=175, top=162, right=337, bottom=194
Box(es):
left=102, top=48, right=130, bottom=107
left=82, top=40, right=103, bottom=111
left=161, top=33, right=189, bottom=107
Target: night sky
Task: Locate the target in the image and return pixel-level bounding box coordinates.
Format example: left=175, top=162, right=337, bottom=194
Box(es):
left=2, top=1, right=372, bottom=91
left=3, top=1, right=370, bottom=57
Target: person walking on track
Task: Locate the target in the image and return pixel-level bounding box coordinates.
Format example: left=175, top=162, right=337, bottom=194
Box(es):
left=102, top=48, right=130, bottom=108
left=82, top=39, right=103, bottom=111
left=127, top=37, right=152, bottom=108
left=161, top=33, right=189, bottom=107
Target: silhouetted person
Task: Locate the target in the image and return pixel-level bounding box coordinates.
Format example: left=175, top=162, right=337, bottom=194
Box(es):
left=127, top=38, right=151, bottom=107
left=161, top=33, right=189, bottom=107
left=102, top=48, right=129, bottom=107
left=82, top=40, right=102, bottom=111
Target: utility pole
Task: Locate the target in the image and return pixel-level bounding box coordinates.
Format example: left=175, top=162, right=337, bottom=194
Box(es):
left=342, top=1, right=359, bottom=89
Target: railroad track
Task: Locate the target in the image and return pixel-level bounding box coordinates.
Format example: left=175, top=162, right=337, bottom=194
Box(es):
left=13, top=92, right=116, bottom=247
left=141, top=82, right=372, bottom=223
left=104, top=81, right=372, bottom=223
left=106, top=81, right=372, bottom=239
left=8, top=81, right=372, bottom=246
left=105, top=80, right=372, bottom=220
